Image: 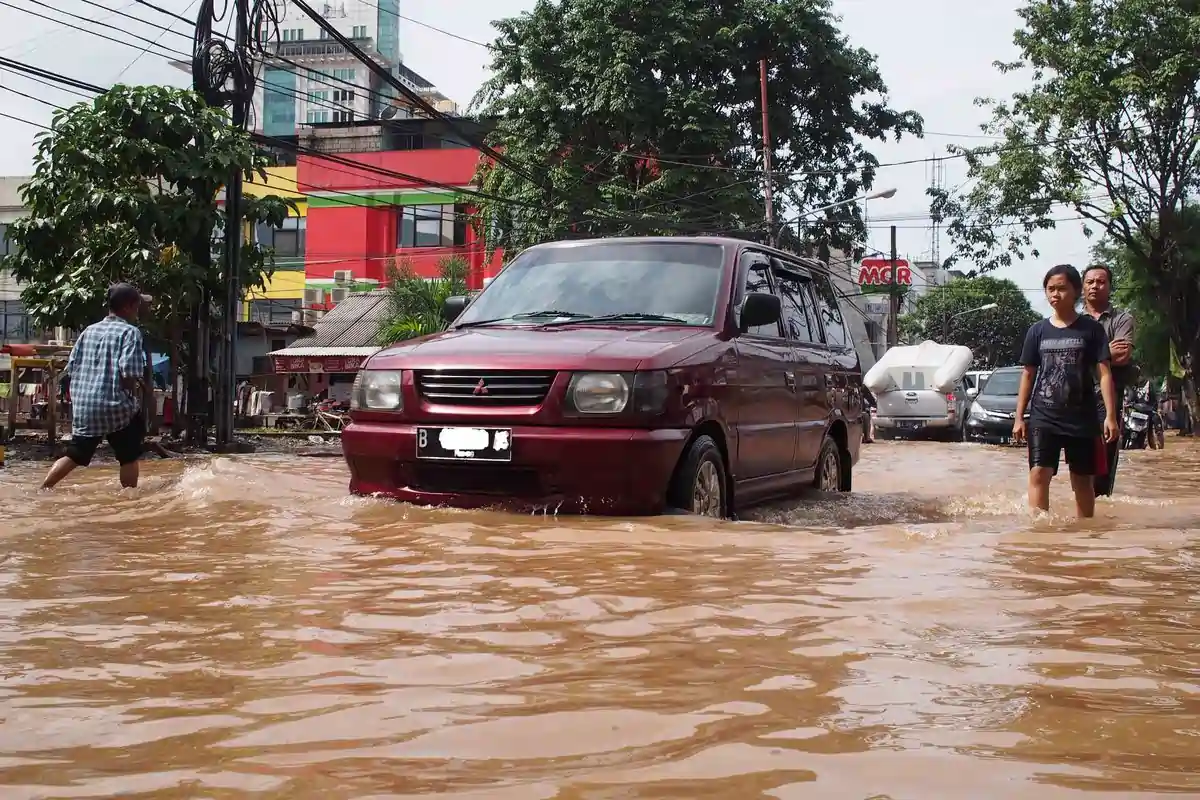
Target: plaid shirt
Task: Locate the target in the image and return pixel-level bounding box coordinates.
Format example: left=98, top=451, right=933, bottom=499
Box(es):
left=67, top=315, right=146, bottom=437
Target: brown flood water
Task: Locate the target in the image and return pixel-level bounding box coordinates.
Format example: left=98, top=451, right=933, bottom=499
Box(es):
left=1, top=440, right=1199, bottom=798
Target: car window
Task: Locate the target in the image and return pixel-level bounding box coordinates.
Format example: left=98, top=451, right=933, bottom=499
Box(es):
left=740, top=252, right=782, bottom=338
left=455, top=241, right=723, bottom=326
left=809, top=273, right=851, bottom=348
left=772, top=264, right=818, bottom=343
left=981, top=370, right=1021, bottom=396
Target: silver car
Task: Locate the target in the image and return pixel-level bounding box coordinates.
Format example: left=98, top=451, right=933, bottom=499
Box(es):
left=873, top=371, right=970, bottom=441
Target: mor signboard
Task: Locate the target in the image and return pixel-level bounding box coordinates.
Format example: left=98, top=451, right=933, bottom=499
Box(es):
left=857, top=258, right=912, bottom=296
left=272, top=354, right=369, bottom=373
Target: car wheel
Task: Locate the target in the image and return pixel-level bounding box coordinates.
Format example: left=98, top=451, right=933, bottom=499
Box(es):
left=812, top=437, right=845, bottom=492
left=668, top=435, right=728, bottom=518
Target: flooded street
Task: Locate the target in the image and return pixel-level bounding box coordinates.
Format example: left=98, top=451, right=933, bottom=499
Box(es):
left=1, top=441, right=1199, bottom=798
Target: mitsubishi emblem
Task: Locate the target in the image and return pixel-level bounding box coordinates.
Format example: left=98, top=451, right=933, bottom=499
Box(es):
left=473, top=379, right=489, bottom=395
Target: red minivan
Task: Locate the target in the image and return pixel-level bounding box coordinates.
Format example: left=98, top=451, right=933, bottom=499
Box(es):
left=342, top=237, right=864, bottom=517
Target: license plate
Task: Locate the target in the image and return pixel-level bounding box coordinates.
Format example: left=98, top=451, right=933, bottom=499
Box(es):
left=898, top=420, right=924, bottom=429
left=417, top=427, right=512, bottom=462
left=1130, top=411, right=1148, bottom=421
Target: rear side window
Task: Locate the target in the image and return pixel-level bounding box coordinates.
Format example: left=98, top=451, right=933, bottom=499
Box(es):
left=810, top=273, right=851, bottom=348
left=740, top=253, right=782, bottom=338
left=773, top=266, right=818, bottom=343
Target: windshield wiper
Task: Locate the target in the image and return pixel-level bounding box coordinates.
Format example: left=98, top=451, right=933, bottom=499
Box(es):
left=542, top=312, right=690, bottom=326
left=454, top=310, right=590, bottom=329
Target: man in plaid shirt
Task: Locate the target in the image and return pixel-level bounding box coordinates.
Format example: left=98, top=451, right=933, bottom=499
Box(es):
left=42, top=283, right=149, bottom=489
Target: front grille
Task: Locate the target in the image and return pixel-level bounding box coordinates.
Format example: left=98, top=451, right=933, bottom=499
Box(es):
left=412, top=464, right=542, bottom=496
left=416, top=370, right=556, bottom=406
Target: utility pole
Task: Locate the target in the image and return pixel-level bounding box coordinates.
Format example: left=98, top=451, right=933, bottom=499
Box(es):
left=887, top=224, right=899, bottom=348
left=214, top=0, right=251, bottom=449
left=758, top=58, right=775, bottom=246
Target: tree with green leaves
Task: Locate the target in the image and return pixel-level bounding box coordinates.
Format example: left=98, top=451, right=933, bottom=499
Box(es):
left=378, top=256, right=469, bottom=344
left=1092, top=205, right=1200, bottom=381
left=927, top=0, right=1200, bottom=412
left=472, top=0, right=922, bottom=255
left=6, top=85, right=293, bottom=396
left=899, top=276, right=1039, bottom=368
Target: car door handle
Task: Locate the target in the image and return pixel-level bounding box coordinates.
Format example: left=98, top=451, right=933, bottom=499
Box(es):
left=784, top=371, right=796, bottom=391
left=824, top=374, right=836, bottom=388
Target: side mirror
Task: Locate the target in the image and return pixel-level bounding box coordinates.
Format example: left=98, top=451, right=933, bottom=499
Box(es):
left=442, top=295, right=469, bottom=323
left=739, top=292, right=781, bottom=333
left=966, top=387, right=978, bottom=398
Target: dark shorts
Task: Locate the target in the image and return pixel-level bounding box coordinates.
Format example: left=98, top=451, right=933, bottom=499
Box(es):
left=1028, top=426, right=1107, bottom=476
left=65, top=414, right=145, bottom=467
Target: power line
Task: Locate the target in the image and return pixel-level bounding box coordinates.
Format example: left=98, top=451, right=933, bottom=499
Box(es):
left=1, top=0, right=185, bottom=61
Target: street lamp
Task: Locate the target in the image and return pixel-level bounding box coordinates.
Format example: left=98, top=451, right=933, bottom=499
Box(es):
left=792, top=187, right=898, bottom=228
left=944, top=302, right=998, bottom=341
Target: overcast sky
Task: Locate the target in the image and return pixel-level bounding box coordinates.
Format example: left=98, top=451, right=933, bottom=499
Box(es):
left=0, top=0, right=1092, bottom=313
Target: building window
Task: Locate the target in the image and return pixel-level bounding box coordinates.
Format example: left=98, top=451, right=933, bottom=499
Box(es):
left=352, top=25, right=366, bottom=38
left=333, top=110, right=355, bottom=122
left=308, top=89, right=329, bottom=105
left=319, top=29, right=329, bottom=40
left=255, top=217, right=306, bottom=259
left=330, top=68, right=356, bottom=83
left=249, top=299, right=301, bottom=326
left=282, top=28, right=304, bottom=41
left=0, top=223, right=9, bottom=257
left=398, top=204, right=467, bottom=248
left=333, top=89, right=354, bottom=104
left=305, top=109, right=330, bottom=123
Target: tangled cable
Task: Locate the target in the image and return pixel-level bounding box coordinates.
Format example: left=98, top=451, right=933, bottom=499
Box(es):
left=192, top=0, right=281, bottom=123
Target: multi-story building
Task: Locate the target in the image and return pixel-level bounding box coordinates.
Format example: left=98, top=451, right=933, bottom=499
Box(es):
left=173, top=1, right=459, bottom=138
left=0, top=176, right=42, bottom=345
left=258, top=0, right=458, bottom=138
left=242, top=165, right=309, bottom=326
left=296, top=116, right=503, bottom=310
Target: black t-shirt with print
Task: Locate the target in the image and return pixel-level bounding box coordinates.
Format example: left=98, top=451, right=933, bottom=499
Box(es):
left=1019, top=316, right=1110, bottom=438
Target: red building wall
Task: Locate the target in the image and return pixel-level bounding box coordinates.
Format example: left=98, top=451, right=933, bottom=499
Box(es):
left=299, top=148, right=504, bottom=291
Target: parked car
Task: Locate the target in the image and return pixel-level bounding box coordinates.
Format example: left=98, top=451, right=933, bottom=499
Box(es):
left=964, top=369, right=992, bottom=398
left=965, top=365, right=1024, bottom=443
left=865, top=342, right=973, bottom=441
left=873, top=378, right=970, bottom=441
left=341, top=237, right=865, bottom=518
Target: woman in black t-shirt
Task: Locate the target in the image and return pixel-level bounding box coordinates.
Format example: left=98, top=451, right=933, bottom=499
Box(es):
left=1013, top=264, right=1119, bottom=518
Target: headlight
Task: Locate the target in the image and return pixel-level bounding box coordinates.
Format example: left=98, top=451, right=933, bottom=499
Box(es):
left=570, top=372, right=630, bottom=414
left=970, top=401, right=985, bottom=418
left=352, top=370, right=403, bottom=410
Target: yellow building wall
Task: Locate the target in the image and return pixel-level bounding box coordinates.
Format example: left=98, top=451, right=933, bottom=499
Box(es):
left=242, top=167, right=307, bottom=319
left=243, top=166, right=308, bottom=214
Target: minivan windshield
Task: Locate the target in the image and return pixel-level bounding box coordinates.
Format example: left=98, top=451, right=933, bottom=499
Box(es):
left=981, top=369, right=1021, bottom=396
left=454, top=241, right=724, bottom=327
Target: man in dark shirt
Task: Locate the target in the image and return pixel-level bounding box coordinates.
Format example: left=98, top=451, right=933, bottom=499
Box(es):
left=1014, top=264, right=1119, bottom=518
left=1082, top=264, right=1137, bottom=496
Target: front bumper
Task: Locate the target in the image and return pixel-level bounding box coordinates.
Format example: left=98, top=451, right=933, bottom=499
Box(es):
left=966, top=415, right=1016, bottom=443
left=341, top=421, right=690, bottom=515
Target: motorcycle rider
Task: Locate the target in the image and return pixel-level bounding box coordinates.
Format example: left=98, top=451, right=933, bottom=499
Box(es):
left=1082, top=264, right=1137, bottom=496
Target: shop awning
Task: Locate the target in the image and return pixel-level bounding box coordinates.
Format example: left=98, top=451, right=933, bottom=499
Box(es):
left=269, top=346, right=380, bottom=373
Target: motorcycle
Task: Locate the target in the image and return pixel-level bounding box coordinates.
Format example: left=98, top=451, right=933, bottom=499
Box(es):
left=1122, top=401, right=1164, bottom=450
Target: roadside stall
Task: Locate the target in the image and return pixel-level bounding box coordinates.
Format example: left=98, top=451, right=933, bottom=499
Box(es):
left=251, top=290, right=388, bottom=432
left=259, top=346, right=378, bottom=431
left=1, top=344, right=72, bottom=443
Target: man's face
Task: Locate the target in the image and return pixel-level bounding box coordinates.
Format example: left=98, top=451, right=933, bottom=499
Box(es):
left=1084, top=268, right=1111, bottom=307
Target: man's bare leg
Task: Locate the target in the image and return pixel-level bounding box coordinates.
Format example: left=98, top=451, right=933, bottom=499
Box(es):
left=1028, top=466, right=1052, bottom=512
left=118, top=461, right=139, bottom=489
left=1070, top=472, right=1096, bottom=518
left=42, top=456, right=79, bottom=489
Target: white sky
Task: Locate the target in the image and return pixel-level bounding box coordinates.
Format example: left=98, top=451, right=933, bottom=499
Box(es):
left=0, top=0, right=1086, bottom=314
